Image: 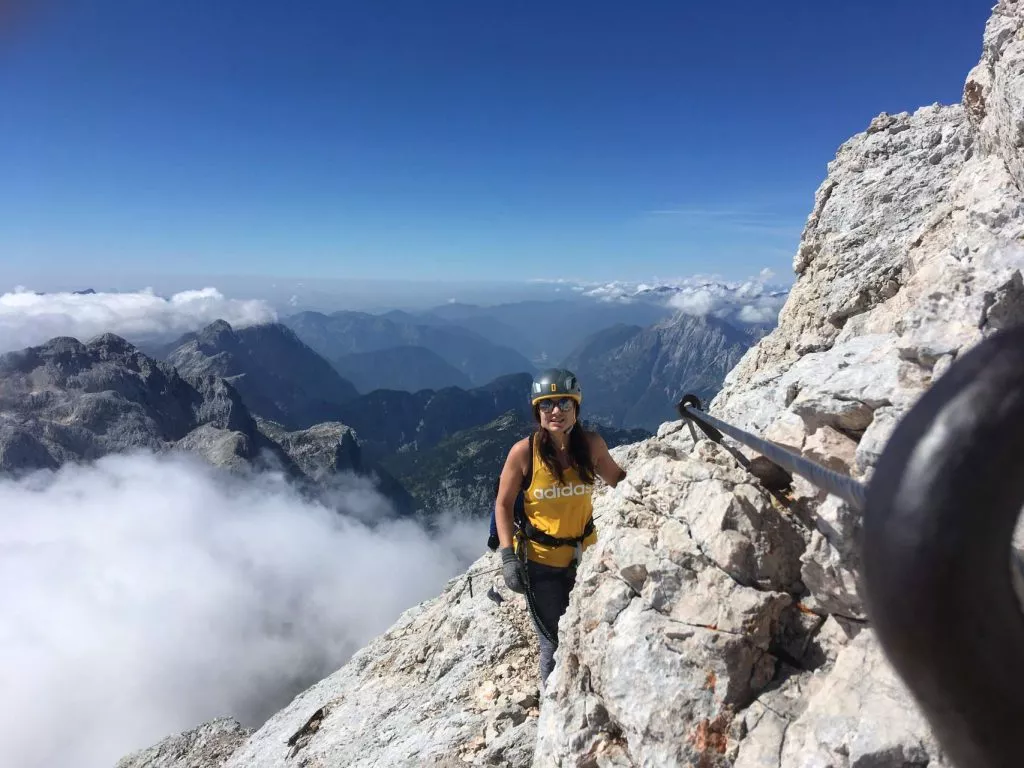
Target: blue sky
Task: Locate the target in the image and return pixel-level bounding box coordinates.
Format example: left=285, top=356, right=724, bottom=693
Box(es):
left=0, top=1, right=990, bottom=287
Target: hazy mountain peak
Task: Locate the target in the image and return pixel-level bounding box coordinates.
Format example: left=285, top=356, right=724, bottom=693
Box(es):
left=282, top=311, right=536, bottom=388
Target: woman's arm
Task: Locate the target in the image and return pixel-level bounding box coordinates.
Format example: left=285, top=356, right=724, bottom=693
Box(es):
left=589, top=432, right=627, bottom=487
left=495, top=439, right=530, bottom=549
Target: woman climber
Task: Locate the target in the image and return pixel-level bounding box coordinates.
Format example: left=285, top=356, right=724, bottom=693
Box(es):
left=494, top=368, right=627, bottom=686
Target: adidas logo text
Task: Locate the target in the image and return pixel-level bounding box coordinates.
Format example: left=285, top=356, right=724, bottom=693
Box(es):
left=532, top=484, right=593, bottom=500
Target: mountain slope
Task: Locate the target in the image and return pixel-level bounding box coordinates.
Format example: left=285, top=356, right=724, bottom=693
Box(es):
left=381, top=409, right=651, bottom=516
left=165, top=320, right=359, bottom=430
left=282, top=310, right=536, bottom=386
left=0, top=333, right=235, bottom=469
left=421, top=299, right=675, bottom=363
left=333, top=373, right=532, bottom=462
left=562, top=312, right=753, bottom=430
left=255, top=418, right=416, bottom=516
left=331, top=345, right=471, bottom=393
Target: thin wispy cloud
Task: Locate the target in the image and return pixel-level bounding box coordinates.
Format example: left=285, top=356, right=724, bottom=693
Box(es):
left=645, top=206, right=763, bottom=218
left=0, top=287, right=277, bottom=354
left=642, top=206, right=805, bottom=238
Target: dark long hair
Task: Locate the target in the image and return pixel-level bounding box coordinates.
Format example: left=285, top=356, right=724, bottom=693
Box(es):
left=532, top=402, right=596, bottom=485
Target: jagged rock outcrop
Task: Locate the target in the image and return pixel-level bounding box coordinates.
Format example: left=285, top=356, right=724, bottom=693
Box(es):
left=0, top=334, right=414, bottom=513
left=217, top=572, right=545, bottom=768
left=115, top=718, right=251, bottom=768
left=257, top=419, right=364, bottom=477
left=0, top=334, right=238, bottom=469
left=531, top=430, right=950, bottom=766
left=710, top=6, right=1024, bottom=621
left=164, top=320, right=360, bottom=430
left=533, top=2, right=1024, bottom=764
left=257, top=417, right=418, bottom=515
left=117, top=5, right=1023, bottom=767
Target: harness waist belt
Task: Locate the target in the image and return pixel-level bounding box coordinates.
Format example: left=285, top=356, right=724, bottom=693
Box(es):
left=520, top=516, right=594, bottom=549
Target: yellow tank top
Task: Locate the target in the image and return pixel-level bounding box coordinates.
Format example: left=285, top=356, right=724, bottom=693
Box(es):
left=517, top=434, right=598, bottom=568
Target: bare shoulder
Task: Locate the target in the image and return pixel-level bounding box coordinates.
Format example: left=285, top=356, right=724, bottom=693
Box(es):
left=507, top=436, right=531, bottom=465
left=585, top=430, right=609, bottom=450
left=511, top=436, right=531, bottom=453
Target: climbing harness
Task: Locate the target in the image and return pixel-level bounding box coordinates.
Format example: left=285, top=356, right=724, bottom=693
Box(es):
left=476, top=430, right=591, bottom=647
left=517, top=514, right=595, bottom=550
left=464, top=537, right=572, bottom=646
left=513, top=525, right=578, bottom=648
left=675, top=393, right=868, bottom=510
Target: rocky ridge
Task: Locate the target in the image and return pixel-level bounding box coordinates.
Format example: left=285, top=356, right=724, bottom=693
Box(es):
left=0, top=332, right=260, bottom=472
left=164, top=320, right=360, bottom=430
left=0, top=333, right=412, bottom=513
left=117, top=5, right=1024, bottom=767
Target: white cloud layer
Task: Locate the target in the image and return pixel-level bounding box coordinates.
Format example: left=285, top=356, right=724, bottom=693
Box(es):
left=550, top=273, right=790, bottom=325
left=670, top=288, right=716, bottom=316
left=0, top=451, right=482, bottom=768
left=0, top=287, right=277, bottom=354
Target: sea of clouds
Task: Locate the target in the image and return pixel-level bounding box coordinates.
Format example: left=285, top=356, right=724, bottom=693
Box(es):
left=0, top=286, right=276, bottom=354
left=0, top=451, right=482, bottom=768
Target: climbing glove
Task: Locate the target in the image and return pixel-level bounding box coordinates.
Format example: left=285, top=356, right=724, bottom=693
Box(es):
left=500, top=547, right=526, bottom=594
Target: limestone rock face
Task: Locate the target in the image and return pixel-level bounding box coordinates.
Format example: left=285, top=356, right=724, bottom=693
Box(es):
left=530, top=436, right=945, bottom=767
left=116, top=3, right=1024, bottom=767
left=115, top=718, right=251, bottom=768
left=711, top=2, right=1024, bottom=622
left=734, top=630, right=950, bottom=768
left=964, top=0, right=1024, bottom=193
left=0, top=334, right=210, bottom=468
left=533, top=438, right=803, bottom=767
left=219, top=563, right=545, bottom=768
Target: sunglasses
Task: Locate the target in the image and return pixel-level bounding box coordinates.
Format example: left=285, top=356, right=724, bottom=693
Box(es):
left=537, top=397, right=576, bottom=413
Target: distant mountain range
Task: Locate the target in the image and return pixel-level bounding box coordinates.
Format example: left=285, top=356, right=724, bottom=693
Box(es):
left=562, top=312, right=754, bottom=431
left=156, top=303, right=763, bottom=434
left=0, top=325, right=561, bottom=519
left=267, top=299, right=764, bottom=431
left=281, top=310, right=536, bottom=387
left=332, top=373, right=533, bottom=463
left=399, top=300, right=675, bottom=364
left=330, top=345, right=471, bottom=393
left=151, top=320, right=536, bottom=462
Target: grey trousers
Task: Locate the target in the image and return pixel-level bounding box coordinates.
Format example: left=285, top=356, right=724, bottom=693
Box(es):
left=526, top=560, right=577, bottom=684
